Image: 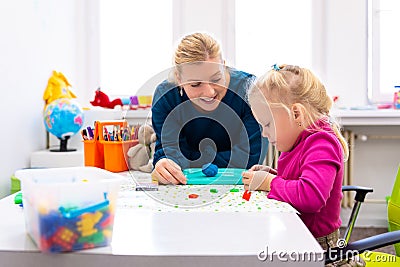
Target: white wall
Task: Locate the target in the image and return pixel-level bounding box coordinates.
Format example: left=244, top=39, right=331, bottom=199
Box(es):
left=0, top=0, right=380, bottom=199
left=0, top=0, right=91, bottom=197
left=173, top=0, right=235, bottom=65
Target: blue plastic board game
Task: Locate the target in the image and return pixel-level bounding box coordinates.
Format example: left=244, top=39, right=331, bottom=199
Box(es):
left=183, top=168, right=245, bottom=185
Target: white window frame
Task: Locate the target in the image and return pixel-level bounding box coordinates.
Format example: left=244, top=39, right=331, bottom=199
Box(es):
left=368, top=0, right=400, bottom=103
left=86, top=0, right=322, bottom=104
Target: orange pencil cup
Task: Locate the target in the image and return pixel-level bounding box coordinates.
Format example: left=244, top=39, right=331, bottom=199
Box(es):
left=83, top=139, right=104, bottom=169
left=83, top=120, right=138, bottom=172
left=102, top=139, right=138, bottom=172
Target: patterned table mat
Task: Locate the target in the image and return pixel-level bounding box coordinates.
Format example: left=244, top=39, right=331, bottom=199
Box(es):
left=116, top=171, right=297, bottom=213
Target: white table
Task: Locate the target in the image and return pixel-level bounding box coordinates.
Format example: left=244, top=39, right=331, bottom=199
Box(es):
left=0, top=174, right=324, bottom=267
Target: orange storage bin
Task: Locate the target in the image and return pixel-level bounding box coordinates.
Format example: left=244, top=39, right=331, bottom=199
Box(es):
left=101, top=139, right=137, bottom=172
left=83, top=120, right=138, bottom=172
left=83, top=139, right=104, bottom=169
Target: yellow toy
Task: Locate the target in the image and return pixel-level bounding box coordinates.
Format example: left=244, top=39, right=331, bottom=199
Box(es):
left=43, top=70, right=76, bottom=108
left=76, top=211, right=103, bottom=237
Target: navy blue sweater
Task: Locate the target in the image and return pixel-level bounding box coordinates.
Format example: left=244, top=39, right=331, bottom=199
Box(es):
left=151, top=68, right=268, bottom=169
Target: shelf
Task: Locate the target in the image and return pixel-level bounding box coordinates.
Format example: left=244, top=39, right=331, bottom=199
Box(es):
left=331, top=109, right=400, bottom=126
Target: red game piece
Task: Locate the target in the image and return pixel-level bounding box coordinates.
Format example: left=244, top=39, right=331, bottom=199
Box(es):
left=242, top=190, right=251, bottom=201
left=188, top=193, right=199, bottom=199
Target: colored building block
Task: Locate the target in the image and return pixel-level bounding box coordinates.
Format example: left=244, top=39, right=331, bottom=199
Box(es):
left=242, top=190, right=251, bottom=201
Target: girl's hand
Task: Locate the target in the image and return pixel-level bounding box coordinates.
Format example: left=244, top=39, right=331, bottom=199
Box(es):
left=151, top=158, right=187, bottom=185
left=242, top=170, right=276, bottom=191
left=249, top=164, right=277, bottom=175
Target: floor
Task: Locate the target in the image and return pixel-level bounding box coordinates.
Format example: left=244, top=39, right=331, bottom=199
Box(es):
left=340, top=227, right=396, bottom=255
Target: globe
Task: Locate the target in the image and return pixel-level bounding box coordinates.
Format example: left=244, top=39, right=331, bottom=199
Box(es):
left=43, top=98, right=84, bottom=152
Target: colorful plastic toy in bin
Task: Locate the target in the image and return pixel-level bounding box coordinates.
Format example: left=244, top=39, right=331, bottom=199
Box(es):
left=83, top=120, right=138, bottom=172
left=15, top=166, right=123, bottom=253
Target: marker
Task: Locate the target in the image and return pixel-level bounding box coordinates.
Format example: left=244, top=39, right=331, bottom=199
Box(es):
left=81, top=129, right=89, bottom=140
left=87, top=127, right=94, bottom=140
left=103, top=127, right=110, bottom=141
left=131, top=126, right=136, bottom=139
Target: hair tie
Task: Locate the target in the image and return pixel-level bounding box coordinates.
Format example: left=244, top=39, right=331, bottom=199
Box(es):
left=272, top=64, right=281, bottom=71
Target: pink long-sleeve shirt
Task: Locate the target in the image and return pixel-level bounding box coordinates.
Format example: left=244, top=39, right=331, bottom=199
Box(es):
left=268, top=120, right=344, bottom=238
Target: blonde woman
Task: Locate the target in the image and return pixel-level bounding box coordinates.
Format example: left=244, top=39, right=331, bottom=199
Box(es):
left=151, top=32, right=267, bottom=185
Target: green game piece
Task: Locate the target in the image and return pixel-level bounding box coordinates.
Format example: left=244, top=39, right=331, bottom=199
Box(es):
left=210, top=188, right=218, bottom=193
left=78, top=231, right=105, bottom=244
left=14, top=192, right=22, bottom=204
left=230, top=188, right=239, bottom=192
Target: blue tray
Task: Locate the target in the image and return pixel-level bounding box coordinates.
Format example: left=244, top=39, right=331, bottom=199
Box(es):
left=183, top=168, right=245, bottom=185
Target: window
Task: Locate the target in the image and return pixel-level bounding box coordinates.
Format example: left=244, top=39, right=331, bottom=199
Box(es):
left=368, top=0, right=400, bottom=103
left=99, top=0, right=173, bottom=98
left=98, top=0, right=313, bottom=98
left=235, top=0, right=312, bottom=77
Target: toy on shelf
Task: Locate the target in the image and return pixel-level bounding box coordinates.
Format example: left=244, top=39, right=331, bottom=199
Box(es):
left=127, top=124, right=156, bottom=173
left=137, top=95, right=153, bottom=109
left=42, top=71, right=83, bottom=152
left=90, top=87, right=130, bottom=109
left=43, top=98, right=84, bottom=152
left=43, top=70, right=77, bottom=109
left=394, top=86, right=400, bottom=109
left=129, top=96, right=139, bottom=110
left=129, top=95, right=153, bottom=110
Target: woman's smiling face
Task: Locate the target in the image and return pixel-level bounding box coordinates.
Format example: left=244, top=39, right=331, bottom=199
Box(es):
left=177, top=58, right=227, bottom=112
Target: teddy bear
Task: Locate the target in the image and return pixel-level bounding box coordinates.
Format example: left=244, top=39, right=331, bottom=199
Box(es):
left=127, top=124, right=156, bottom=173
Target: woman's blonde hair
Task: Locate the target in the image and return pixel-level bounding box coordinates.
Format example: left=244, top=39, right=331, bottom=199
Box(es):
left=252, top=64, right=349, bottom=161
left=170, top=32, right=223, bottom=82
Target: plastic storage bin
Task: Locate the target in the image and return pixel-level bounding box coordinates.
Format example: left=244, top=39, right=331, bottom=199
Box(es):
left=15, top=166, right=123, bottom=253
left=10, top=174, right=21, bottom=193
left=83, top=120, right=138, bottom=172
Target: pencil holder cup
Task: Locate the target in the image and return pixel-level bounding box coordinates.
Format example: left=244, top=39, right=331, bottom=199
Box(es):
left=101, top=139, right=138, bottom=172
left=83, top=120, right=138, bottom=172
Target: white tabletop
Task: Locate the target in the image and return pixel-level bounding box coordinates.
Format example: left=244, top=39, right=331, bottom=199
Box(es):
left=0, top=181, right=324, bottom=267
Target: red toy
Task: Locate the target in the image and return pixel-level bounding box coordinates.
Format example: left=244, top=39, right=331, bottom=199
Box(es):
left=90, top=87, right=123, bottom=109
left=242, top=190, right=251, bottom=201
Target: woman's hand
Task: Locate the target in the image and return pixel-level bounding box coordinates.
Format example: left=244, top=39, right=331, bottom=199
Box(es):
left=242, top=169, right=276, bottom=191
left=151, top=158, right=187, bottom=185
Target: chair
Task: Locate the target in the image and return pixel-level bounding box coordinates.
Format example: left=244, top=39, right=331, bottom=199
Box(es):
left=387, top=164, right=400, bottom=256
left=325, top=165, right=400, bottom=266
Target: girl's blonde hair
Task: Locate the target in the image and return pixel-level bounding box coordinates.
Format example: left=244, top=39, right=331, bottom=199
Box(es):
left=252, top=64, right=349, bottom=161
left=170, top=32, right=223, bottom=82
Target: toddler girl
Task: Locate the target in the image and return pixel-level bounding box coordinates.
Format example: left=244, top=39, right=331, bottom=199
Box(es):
left=243, top=65, right=363, bottom=266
